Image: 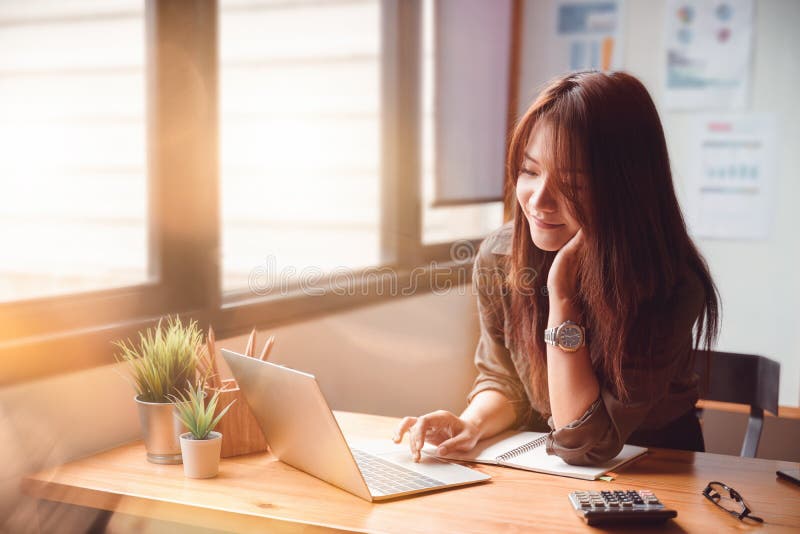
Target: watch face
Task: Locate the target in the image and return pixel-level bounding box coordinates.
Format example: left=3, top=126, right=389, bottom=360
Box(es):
left=557, top=324, right=584, bottom=350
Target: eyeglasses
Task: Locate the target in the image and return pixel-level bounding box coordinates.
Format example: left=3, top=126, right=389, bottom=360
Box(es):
left=702, top=481, right=763, bottom=523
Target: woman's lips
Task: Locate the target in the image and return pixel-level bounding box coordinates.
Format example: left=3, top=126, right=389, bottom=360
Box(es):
left=531, top=215, right=565, bottom=230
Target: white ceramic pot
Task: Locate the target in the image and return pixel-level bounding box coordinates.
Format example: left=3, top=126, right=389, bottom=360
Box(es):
left=179, top=431, right=222, bottom=478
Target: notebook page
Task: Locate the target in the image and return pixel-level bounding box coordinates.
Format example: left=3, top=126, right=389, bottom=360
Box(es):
left=500, top=443, right=648, bottom=480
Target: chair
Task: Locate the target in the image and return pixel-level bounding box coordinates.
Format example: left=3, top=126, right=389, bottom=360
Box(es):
left=693, top=350, right=780, bottom=458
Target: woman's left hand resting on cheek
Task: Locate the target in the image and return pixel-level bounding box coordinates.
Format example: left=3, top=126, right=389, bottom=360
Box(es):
left=392, top=410, right=481, bottom=462
left=545, top=228, right=601, bottom=429
left=547, top=228, right=585, bottom=301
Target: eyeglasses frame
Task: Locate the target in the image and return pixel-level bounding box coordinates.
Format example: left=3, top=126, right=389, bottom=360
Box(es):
left=702, top=481, right=763, bottom=523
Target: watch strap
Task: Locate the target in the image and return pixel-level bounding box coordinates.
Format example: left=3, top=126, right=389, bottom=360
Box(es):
left=544, top=325, right=558, bottom=346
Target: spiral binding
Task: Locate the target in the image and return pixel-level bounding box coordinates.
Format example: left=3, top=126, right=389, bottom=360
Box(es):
left=495, top=435, right=547, bottom=462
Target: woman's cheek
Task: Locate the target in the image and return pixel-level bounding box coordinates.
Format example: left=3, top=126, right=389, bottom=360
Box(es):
left=515, top=184, right=529, bottom=209
left=517, top=177, right=537, bottom=207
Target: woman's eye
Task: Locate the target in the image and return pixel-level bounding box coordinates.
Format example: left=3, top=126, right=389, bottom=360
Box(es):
left=520, top=168, right=539, bottom=177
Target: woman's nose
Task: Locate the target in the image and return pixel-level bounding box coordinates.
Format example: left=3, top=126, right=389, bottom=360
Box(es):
left=528, top=177, right=558, bottom=214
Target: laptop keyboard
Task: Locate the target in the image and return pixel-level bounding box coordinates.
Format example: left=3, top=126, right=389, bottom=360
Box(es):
left=351, top=449, right=446, bottom=496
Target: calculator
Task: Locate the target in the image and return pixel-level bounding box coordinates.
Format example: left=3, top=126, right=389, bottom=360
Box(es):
left=568, top=489, right=678, bottom=526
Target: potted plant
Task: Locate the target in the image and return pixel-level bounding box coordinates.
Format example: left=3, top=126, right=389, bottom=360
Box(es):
left=114, top=316, right=203, bottom=464
left=170, top=381, right=235, bottom=479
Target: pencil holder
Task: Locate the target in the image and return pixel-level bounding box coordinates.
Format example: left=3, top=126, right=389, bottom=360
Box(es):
left=206, top=378, right=269, bottom=458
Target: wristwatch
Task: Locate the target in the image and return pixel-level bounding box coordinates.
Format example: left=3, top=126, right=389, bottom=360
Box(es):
left=544, top=320, right=586, bottom=352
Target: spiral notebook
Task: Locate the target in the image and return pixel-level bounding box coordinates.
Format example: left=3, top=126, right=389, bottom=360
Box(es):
left=421, top=430, right=647, bottom=481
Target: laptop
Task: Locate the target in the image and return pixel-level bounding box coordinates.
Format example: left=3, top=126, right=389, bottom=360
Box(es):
left=221, top=349, right=490, bottom=501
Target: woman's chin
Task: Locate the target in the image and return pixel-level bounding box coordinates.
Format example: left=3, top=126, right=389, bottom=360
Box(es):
left=530, top=229, right=569, bottom=252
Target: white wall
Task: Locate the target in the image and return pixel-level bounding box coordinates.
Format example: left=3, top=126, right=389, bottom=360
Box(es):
left=217, top=289, right=480, bottom=418
left=518, top=0, right=800, bottom=406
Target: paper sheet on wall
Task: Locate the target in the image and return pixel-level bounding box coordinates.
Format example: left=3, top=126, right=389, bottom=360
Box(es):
left=663, top=0, right=754, bottom=109
left=684, top=114, right=777, bottom=240
left=541, top=0, right=624, bottom=74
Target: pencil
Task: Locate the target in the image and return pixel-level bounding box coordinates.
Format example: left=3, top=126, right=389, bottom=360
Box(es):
left=259, top=335, right=275, bottom=361
left=208, top=325, right=220, bottom=389
left=245, top=327, right=257, bottom=358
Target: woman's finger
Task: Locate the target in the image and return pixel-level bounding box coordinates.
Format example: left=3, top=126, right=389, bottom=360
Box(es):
left=392, top=416, right=417, bottom=443
left=408, top=412, right=453, bottom=461
left=436, top=431, right=477, bottom=455
left=422, top=428, right=451, bottom=447
left=409, top=410, right=461, bottom=461
left=562, top=228, right=585, bottom=255
left=408, top=416, right=433, bottom=461
left=408, top=415, right=428, bottom=461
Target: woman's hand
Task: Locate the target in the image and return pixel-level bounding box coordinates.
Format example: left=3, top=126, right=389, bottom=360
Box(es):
left=547, top=228, right=586, bottom=301
left=392, top=410, right=481, bottom=462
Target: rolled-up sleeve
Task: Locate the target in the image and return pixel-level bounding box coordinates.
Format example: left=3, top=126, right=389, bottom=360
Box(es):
left=467, top=243, right=530, bottom=427
left=545, top=271, right=706, bottom=466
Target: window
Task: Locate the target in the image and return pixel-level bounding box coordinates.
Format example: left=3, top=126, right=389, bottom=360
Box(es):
left=0, top=1, right=149, bottom=303
left=219, top=0, right=382, bottom=294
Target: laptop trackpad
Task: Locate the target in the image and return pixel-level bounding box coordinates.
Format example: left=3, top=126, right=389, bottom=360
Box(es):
left=348, top=438, right=490, bottom=483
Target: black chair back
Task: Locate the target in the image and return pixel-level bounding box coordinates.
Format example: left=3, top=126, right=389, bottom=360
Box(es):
left=693, top=350, right=780, bottom=457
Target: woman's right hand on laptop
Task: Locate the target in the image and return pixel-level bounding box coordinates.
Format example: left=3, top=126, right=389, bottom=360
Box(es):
left=392, top=410, right=481, bottom=462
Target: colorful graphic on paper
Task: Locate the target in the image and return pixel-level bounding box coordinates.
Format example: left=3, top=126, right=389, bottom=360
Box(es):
left=556, top=1, right=623, bottom=71
left=664, top=0, right=754, bottom=109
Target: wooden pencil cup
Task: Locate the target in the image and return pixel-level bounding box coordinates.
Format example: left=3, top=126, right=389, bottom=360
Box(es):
left=207, top=378, right=269, bottom=458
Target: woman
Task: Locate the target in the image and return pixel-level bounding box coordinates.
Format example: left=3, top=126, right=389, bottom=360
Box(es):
left=393, top=71, right=720, bottom=466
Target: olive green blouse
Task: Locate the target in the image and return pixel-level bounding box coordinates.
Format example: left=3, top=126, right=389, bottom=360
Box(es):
left=468, top=220, right=705, bottom=466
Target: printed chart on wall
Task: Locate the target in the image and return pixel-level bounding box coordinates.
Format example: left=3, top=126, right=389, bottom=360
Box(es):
left=664, top=0, right=754, bottom=109
left=544, top=0, right=624, bottom=73
left=685, top=114, right=777, bottom=240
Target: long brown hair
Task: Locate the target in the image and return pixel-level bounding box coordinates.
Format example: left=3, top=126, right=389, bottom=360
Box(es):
left=504, top=71, right=720, bottom=409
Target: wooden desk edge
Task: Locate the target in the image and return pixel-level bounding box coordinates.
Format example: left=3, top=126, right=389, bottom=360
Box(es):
left=21, top=476, right=368, bottom=534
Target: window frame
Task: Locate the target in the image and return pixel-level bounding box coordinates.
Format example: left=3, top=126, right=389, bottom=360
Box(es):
left=0, top=0, right=520, bottom=386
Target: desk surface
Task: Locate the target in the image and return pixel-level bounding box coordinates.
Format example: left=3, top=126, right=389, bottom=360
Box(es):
left=23, top=411, right=800, bottom=533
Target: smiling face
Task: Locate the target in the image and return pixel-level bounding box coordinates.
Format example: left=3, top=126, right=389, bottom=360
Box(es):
left=515, top=123, right=583, bottom=252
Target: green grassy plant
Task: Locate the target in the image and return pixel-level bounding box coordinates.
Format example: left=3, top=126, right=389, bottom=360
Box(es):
left=114, top=316, right=202, bottom=403
left=169, top=381, right=235, bottom=440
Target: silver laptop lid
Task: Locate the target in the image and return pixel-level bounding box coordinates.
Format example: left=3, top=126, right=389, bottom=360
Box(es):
left=221, top=349, right=371, bottom=501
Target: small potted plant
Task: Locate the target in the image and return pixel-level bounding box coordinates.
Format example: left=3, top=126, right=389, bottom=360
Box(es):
left=170, top=381, right=235, bottom=479
left=114, top=316, right=203, bottom=464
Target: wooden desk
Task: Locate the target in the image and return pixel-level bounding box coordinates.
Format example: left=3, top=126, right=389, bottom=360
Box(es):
left=23, top=411, right=800, bottom=533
